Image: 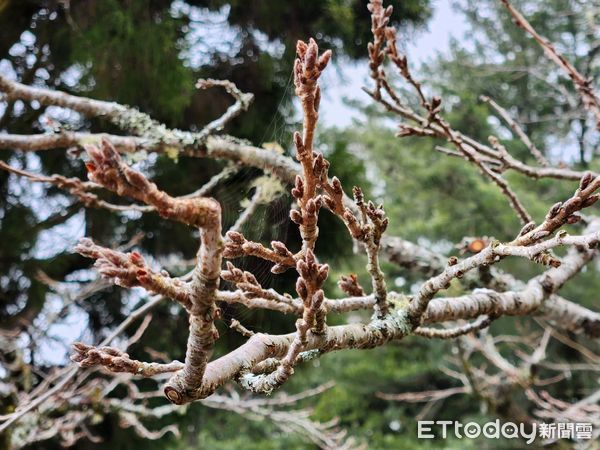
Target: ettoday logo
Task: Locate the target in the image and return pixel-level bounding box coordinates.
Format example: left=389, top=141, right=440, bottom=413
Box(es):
left=417, top=420, right=593, bottom=443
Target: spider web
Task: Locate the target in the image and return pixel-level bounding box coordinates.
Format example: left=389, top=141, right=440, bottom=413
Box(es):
left=216, top=69, right=299, bottom=329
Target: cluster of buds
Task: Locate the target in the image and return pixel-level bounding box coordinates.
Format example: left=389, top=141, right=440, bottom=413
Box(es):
left=293, top=131, right=330, bottom=171
left=320, top=176, right=342, bottom=211
left=509, top=172, right=600, bottom=247
left=289, top=172, right=324, bottom=245
left=381, top=25, right=407, bottom=78
left=294, top=38, right=331, bottom=105
left=75, top=238, right=192, bottom=309
left=222, top=231, right=247, bottom=259
left=426, top=96, right=443, bottom=122
left=269, top=241, right=296, bottom=273
left=221, top=261, right=262, bottom=297
left=547, top=173, right=599, bottom=221
left=519, top=221, right=537, bottom=236
left=71, top=342, right=183, bottom=377
left=545, top=199, right=581, bottom=222
left=349, top=186, right=389, bottom=244
left=223, top=231, right=296, bottom=274
left=320, top=176, right=367, bottom=240
left=291, top=38, right=332, bottom=251
left=71, top=343, right=139, bottom=372
left=579, top=171, right=599, bottom=194
left=43, top=173, right=102, bottom=208
left=84, top=138, right=219, bottom=229
left=366, top=0, right=393, bottom=90
left=338, top=273, right=366, bottom=297
left=75, top=238, right=150, bottom=288
left=516, top=223, right=551, bottom=245
left=295, top=249, right=329, bottom=334
left=84, top=138, right=149, bottom=201
left=396, top=124, right=436, bottom=138
left=367, top=0, right=443, bottom=121
left=0, top=160, right=103, bottom=209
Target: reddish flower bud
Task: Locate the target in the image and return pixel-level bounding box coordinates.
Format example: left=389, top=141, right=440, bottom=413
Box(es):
left=130, top=251, right=143, bottom=265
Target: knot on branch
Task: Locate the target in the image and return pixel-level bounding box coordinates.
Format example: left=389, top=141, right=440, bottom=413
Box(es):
left=458, top=236, right=490, bottom=255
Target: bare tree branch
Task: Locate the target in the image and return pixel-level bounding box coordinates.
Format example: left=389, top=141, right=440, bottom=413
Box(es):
left=500, top=0, right=600, bottom=130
